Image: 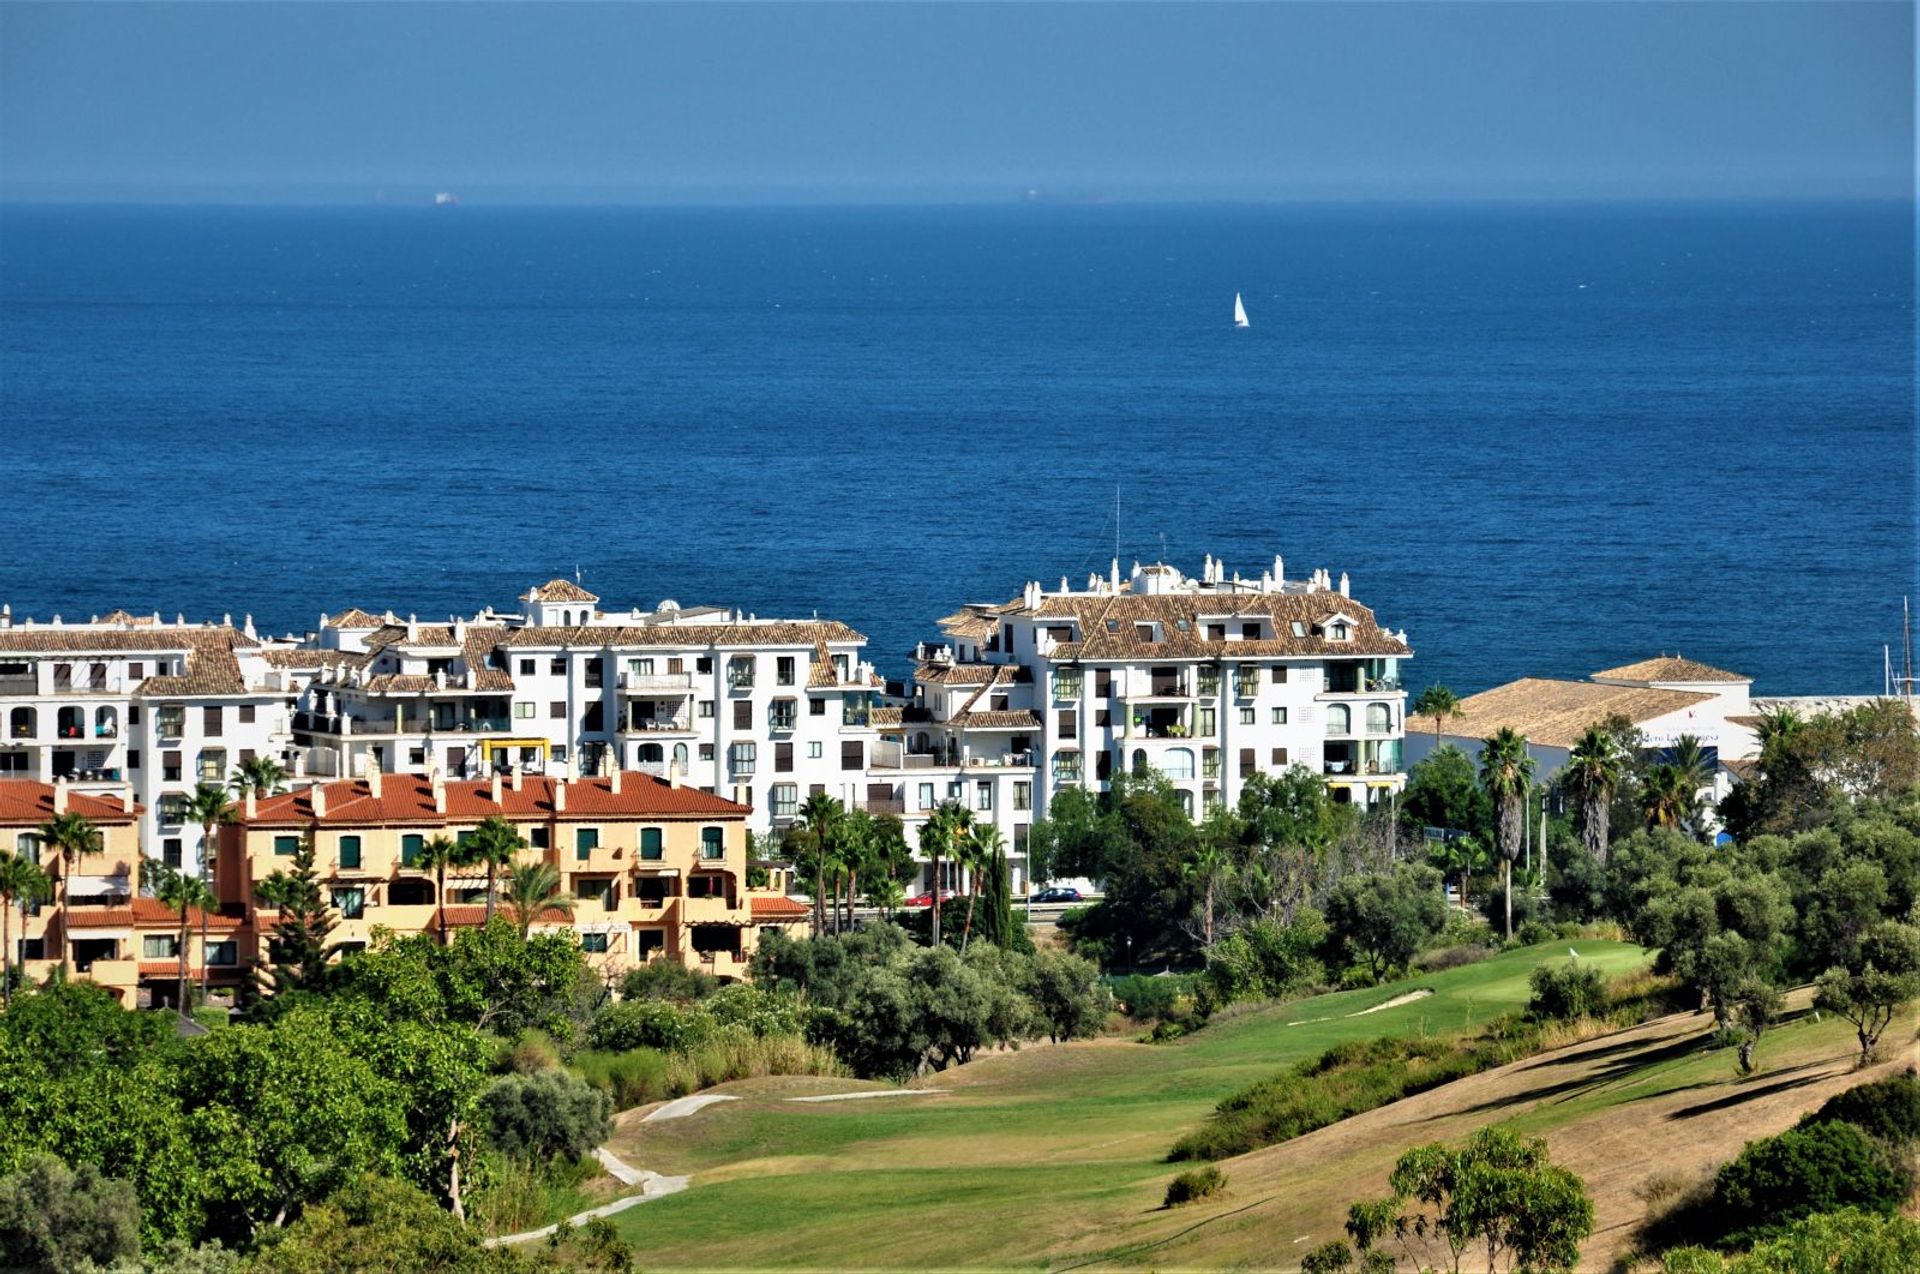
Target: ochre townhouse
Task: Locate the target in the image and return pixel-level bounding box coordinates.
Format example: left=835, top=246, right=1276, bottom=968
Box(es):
left=219, top=768, right=808, bottom=983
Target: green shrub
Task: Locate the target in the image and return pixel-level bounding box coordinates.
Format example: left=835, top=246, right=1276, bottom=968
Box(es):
left=0, top=1154, right=141, bottom=1274
left=588, top=999, right=715, bottom=1053
left=571, top=1048, right=671, bottom=1110
left=619, top=959, right=720, bottom=1005
left=1516, top=918, right=1556, bottom=946
left=703, top=984, right=809, bottom=1037
left=1800, top=1070, right=1920, bottom=1150
left=1199, top=912, right=1326, bottom=1009
left=1162, top=1165, right=1226, bottom=1207
left=1710, top=1121, right=1912, bottom=1244
left=1107, top=973, right=1189, bottom=1023
left=501, top=1030, right=562, bottom=1075
left=478, top=1069, right=613, bottom=1163
left=1528, top=961, right=1608, bottom=1021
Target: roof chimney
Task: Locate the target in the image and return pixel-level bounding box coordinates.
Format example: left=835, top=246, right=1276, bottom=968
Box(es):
left=669, top=763, right=682, bottom=789
left=1338, top=572, right=1350, bottom=598
left=367, top=765, right=382, bottom=800
left=511, top=764, right=523, bottom=792
left=52, top=777, right=67, bottom=815
left=243, top=614, right=256, bottom=639
left=609, top=767, right=623, bottom=796
left=121, top=787, right=135, bottom=815
left=244, top=788, right=257, bottom=819
left=553, top=777, right=568, bottom=812
left=491, top=772, right=504, bottom=806
left=431, top=771, right=446, bottom=815
left=311, top=783, right=328, bottom=819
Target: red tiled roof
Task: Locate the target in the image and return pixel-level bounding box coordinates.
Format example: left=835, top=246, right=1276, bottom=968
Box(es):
left=749, top=895, right=811, bottom=920
left=522, top=579, right=600, bottom=604
left=67, top=898, right=242, bottom=929
left=0, top=781, right=138, bottom=826
left=435, top=904, right=574, bottom=928
left=239, top=772, right=747, bottom=827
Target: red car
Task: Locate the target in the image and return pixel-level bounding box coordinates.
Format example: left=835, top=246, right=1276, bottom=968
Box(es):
left=904, top=889, right=958, bottom=908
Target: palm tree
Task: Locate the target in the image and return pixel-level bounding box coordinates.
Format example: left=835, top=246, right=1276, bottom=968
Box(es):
left=0, top=850, right=51, bottom=1007
left=836, top=810, right=875, bottom=935
left=864, top=874, right=906, bottom=919
left=227, top=754, right=287, bottom=798
left=465, top=816, right=524, bottom=925
left=179, top=782, right=235, bottom=1002
left=504, top=862, right=573, bottom=940
left=1668, top=734, right=1713, bottom=828
left=1412, top=684, right=1464, bottom=755
left=1477, top=728, right=1535, bottom=942
left=1181, top=836, right=1231, bottom=948
left=417, top=833, right=466, bottom=946
left=142, top=858, right=215, bottom=1020
left=1641, top=764, right=1693, bottom=831
left=960, top=823, right=1005, bottom=952
left=37, top=812, right=102, bottom=980
left=1563, top=726, right=1625, bottom=865
left=796, top=793, right=843, bottom=938
left=1755, top=706, right=1805, bottom=751
left=918, top=802, right=971, bottom=948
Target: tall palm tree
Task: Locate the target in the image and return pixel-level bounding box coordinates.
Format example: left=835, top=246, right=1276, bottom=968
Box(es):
left=919, top=802, right=971, bottom=948
left=179, top=782, right=235, bottom=1002
left=1477, top=728, right=1535, bottom=942
left=0, top=850, right=51, bottom=1007
left=1755, top=706, right=1805, bottom=752
left=503, top=861, right=573, bottom=940
left=960, top=823, right=1005, bottom=952
left=1412, top=684, right=1464, bottom=755
left=227, top=754, right=287, bottom=799
left=465, top=816, right=524, bottom=925
left=1641, top=764, right=1693, bottom=831
left=1668, top=734, right=1713, bottom=827
left=37, top=812, right=102, bottom=980
left=141, top=858, right=214, bottom=1020
left=1563, top=726, right=1625, bottom=865
left=417, top=833, right=466, bottom=946
left=796, top=793, right=844, bottom=938
left=836, top=810, right=875, bottom=935
left=1181, top=835, right=1230, bottom=948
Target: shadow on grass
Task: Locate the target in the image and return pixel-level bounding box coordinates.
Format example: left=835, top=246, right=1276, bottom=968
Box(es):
left=1665, top=1061, right=1843, bottom=1121
left=1423, top=1028, right=1718, bottom=1123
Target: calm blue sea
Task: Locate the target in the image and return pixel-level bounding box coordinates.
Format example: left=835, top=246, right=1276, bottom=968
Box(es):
left=0, top=202, right=1912, bottom=695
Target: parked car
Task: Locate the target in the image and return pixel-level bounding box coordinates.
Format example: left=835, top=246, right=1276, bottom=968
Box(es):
left=1031, top=886, right=1083, bottom=904
left=904, top=889, right=958, bottom=908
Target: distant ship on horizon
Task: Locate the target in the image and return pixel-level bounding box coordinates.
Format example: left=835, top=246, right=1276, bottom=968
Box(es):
left=434, top=192, right=460, bottom=207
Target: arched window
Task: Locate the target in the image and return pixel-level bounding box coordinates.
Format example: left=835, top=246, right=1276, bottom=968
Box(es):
left=1131, top=748, right=1149, bottom=776
left=1326, top=704, right=1351, bottom=735
left=1161, top=747, right=1196, bottom=780
left=1366, top=703, right=1393, bottom=734
left=638, top=743, right=664, bottom=764
left=9, top=707, right=34, bottom=739
left=561, top=610, right=572, bottom=626
left=1176, top=789, right=1194, bottom=818
left=672, top=743, right=689, bottom=770
left=56, top=707, right=83, bottom=739
left=95, top=706, right=118, bottom=738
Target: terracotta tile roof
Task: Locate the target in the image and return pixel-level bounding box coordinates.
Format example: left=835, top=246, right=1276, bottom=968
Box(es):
left=1013, top=591, right=1409, bottom=661
left=498, top=621, right=865, bottom=650
left=239, top=772, right=748, bottom=826
left=870, top=707, right=905, bottom=728
left=749, top=895, right=812, bottom=921
left=949, top=709, right=1044, bottom=731
left=916, top=662, right=1031, bottom=687
left=68, top=898, right=242, bottom=929
left=435, top=905, right=573, bottom=929
left=936, top=606, right=1012, bottom=642
left=0, top=781, right=138, bottom=826
left=326, top=608, right=387, bottom=629
left=1726, top=714, right=1763, bottom=729
left=0, top=624, right=257, bottom=656
left=260, top=648, right=367, bottom=671
left=1591, top=656, right=1749, bottom=684
left=1406, top=678, right=1718, bottom=751
left=522, top=579, right=600, bottom=604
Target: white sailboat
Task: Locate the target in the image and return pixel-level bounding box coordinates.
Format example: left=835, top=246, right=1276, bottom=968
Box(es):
left=1233, top=292, right=1250, bottom=329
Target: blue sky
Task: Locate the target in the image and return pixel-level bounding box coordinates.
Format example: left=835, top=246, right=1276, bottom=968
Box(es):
left=1, top=2, right=1910, bottom=203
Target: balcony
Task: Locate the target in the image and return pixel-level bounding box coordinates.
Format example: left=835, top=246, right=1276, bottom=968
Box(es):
left=864, top=796, right=906, bottom=815
left=626, top=715, right=693, bottom=734
left=620, top=672, right=693, bottom=694
left=726, top=669, right=756, bottom=692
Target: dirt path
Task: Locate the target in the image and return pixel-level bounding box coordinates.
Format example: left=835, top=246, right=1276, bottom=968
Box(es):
left=643, top=1093, right=738, bottom=1122
left=481, top=1147, right=686, bottom=1248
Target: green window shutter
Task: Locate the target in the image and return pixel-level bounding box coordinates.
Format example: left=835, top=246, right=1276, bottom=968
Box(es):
left=457, top=829, right=474, bottom=846
left=274, top=835, right=298, bottom=857
left=401, top=834, right=423, bottom=867
left=576, top=827, right=598, bottom=861
left=701, top=827, right=723, bottom=859
left=339, top=836, right=362, bottom=869
left=641, top=828, right=663, bottom=861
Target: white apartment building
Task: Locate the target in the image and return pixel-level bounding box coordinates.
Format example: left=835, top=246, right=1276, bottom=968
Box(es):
left=0, top=608, right=296, bottom=875
left=285, top=582, right=888, bottom=843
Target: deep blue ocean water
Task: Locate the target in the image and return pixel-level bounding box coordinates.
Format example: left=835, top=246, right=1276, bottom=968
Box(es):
left=1, top=202, right=1912, bottom=695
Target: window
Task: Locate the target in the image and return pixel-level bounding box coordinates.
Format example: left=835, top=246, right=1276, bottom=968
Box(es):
left=519, top=659, right=535, bottom=675
left=159, top=795, right=188, bottom=826
left=576, top=827, right=599, bottom=860
left=203, top=706, right=223, bottom=737
left=1327, top=704, right=1352, bottom=735
left=1239, top=747, right=1255, bottom=778
left=1206, top=624, right=1226, bottom=642
left=1162, top=748, right=1196, bottom=780
left=198, top=749, right=226, bottom=783
left=1272, top=707, right=1289, bottom=725
left=698, top=700, right=715, bottom=719
left=274, top=835, right=300, bottom=856
left=1234, top=666, right=1261, bottom=696
left=633, top=827, right=662, bottom=861
left=143, top=934, right=179, bottom=959
left=1203, top=748, right=1222, bottom=779
left=163, top=750, right=183, bottom=782
left=1095, top=709, right=1110, bottom=729
left=338, top=835, right=362, bottom=870
left=1239, top=707, right=1255, bottom=725
left=1054, top=671, right=1082, bottom=700
left=514, top=701, right=535, bottom=720
left=550, top=657, right=566, bottom=675
left=810, top=698, right=826, bottom=717
left=1290, top=620, right=1307, bottom=638
left=733, top=700, right=752, bottom=729
left=976, top=780, right=992, bottom=811
left=585, top=659, right=605, bottom=689
left=771, top=784, right=798, bottom=817
left=1198, top=666, right=1220, bottom=696
left=807, top=741, right=823, bottom=759
left=1096, top=750, right=1113, bottom=781
left=1197, top=707, right=1216, bottom=735
left=1367, top=703, right=1393, bottom=733
left=729, top=742, right=757, bottom=775
left=918, top=782, right=936, bottom=810
left=728, top=657, right=755, bottom=690
left=1243, top=622, right=1260, bottom=640
left=629, top=658, right=655, bottom=676
left=701, top=827, right=725, bottom=860
left=1271, top=747, right=1290, bottom=766
left=207, top=941, right=237, bottom=967
left=1094, top=668, right=1112, bottom=697
left=128, top=750, right=141, bottom=771
left=1052, top=751, right=1082, bottom=783
left=769, top=699, right=797, bottom=730
left=239, top=705, right=256, bottom=725
left=1014, top=781, right=1031, bottom=811
left=1057, top=710, right=1077, bottom=740
left=775, top=741, right=793, bottom=772
left=401, top=834, right=423, bottom=867
left=1272, top=665, right=1289, bottom=684
left=156, top=706, right=184, bottom=739
left=1329, top=622, right=1351, bottom=642
left=841, top=740, right=863, bottom=771
left=128, top=662, right=144, bottom=681
left=582, top=932, right=609, bottom=953
left=529, top=825, right=549, bottom=850
left=332, top=887, right=365, bottom=919
left=550, top=701, right=565, bottom=719
left=776, top=656, right=795, bottom=686
left=699, top=743, right=715, bottom=761
left=162, top=838, right=182, bottom=869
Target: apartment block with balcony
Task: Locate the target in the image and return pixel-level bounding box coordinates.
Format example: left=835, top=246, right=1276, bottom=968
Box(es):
left=916, top=554, right=1413, bottom=828
left=218, top=768, right=808, bottom=983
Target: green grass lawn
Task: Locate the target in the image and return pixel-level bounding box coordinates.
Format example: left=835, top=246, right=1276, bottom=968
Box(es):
left=604, top=940, right=1650, bottom=1269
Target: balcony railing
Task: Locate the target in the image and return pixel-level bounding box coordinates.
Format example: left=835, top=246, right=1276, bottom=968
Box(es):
left=864, top=796, right=906, bottom=815
left=620, top=672, right=693, bottom=693
left=627, top=715, right=691, bottom=733
left=726, top=669, right=756, bottom=690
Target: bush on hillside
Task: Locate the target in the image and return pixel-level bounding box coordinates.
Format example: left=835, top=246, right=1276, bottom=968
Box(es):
left=1660, top=1209, right=1920, bottom=1273
left=620, top=959, right=720, bottom=1005
left=1709, top=1121, right=1912, bottom=1244
left=1162, top=1165, right=1226, bottom=1207
left=478, top=1070, right=612, bottom=1164
left=1799, top=1069, right=1920, bottom=1151
left=703, top=984, right=810, bottom=1037
left=1199, top=912, right=1326, bottom=1009
left=571, top=1048, right=672, bottom=1111
left=1026, top=949, right=1112, bottom=1043
left=0, top=1155, right=142, bottom=1274
left=1108, top=973, right=1192, bottom=1024
left=587, top=999, right=715, bottom=1053
left=1528, top=961, right=1608, bottom=1021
